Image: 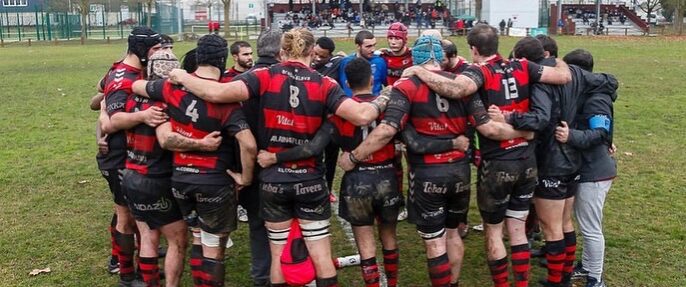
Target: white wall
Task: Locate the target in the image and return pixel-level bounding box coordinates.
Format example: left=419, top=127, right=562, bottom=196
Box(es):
left=482, top=0, right=539, bottom=28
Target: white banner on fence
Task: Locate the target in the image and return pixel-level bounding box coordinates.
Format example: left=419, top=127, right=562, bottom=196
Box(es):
left=508, top=27, right=528, bottom=37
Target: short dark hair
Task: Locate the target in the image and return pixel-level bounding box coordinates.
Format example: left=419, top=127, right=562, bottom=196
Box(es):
left=230, top=41, right=251, bottom=55
left=513, top=36, right=545, bottom=63
left=316, top=37, right=336, bottom=54
left=345, top=58, right=372, bottom=90
left=467, top=24, right=499, bottom=56
left=181, top=48, right=198, bottom=73
left=563, top=49, right=594, bottom=72
left=256, top=29, right=282, bottom=57
left=442, top=39, right=457, bottom=58
left=535, top=35, right=558, bottom=58
left=354, top=30, right=375, bottom=46
left=160, top=34, right=174, bottom=47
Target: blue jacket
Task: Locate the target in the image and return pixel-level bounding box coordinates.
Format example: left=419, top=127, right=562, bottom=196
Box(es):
left=338, top=54, right=387, bottom=97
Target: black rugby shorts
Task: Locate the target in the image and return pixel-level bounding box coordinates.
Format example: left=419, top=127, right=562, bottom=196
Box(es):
left=407, top=163, right=471, bottom=230
left=121, top=170, right=182, bottom=229
left=259, top=178, right=331, bottom=223
left=172, top=181, right=238, bottom=234
left=477, top=157, right=537, bottom=225
left=339, top=166, right=401, bottom=226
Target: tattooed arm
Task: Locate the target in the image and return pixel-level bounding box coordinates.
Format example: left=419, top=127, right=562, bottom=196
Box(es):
left=401, top=66, right=479, bottom=99
left=156, top=122, right=222, bottom=152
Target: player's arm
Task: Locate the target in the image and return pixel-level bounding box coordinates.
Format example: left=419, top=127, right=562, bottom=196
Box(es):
left=467, top=95, right=534, bottom=141
left=168, top=69, right=249, bottom=103
left=401, top=124, right=470, bottom=154
left=402, top=66, right=479, bottom=99
left=95, top=119, right=108, bottom=155
left=258, top=121, right=335, bottom=168
left=538, top=58, right=572, bottom=85
left=562, top=94, right=613, bottom=148
left=333, top=86, right=391, bottom=126
left=502, top=83, right=552, bottom=131
left=232, top=129, right=257, bottom=187
left=100, top=91, right=167, bottom=134
left=155, top=122, right=222, bottom=152
left=90, top=92, right=104, bottom=111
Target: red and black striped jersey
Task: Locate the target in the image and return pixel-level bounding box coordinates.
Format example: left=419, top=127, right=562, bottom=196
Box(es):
left=381, top=48, right=413, bottom=86
left=220, top=67, right=242, bottom=83
left=462, top=54, right=543, bottom=160
left=382, top=71, right=490, bottom=166
left=329, top=94, right=395, bottom=169
left=218, top=67, right=244, bottom=172
left=444, top=58, right=469, bottom=75
left=99, top=61, right=142, bottom=170
left=124, top=96, right=173, bottom=176
left=146, top=77, right=249, bottom=185
left=239, top=61, right=348, bottom=183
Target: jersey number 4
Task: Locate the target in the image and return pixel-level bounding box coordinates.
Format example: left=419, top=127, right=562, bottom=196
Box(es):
left=186, top=100, right=200, bottom=122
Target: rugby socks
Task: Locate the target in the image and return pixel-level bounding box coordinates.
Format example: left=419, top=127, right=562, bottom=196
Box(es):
left=563, top=231, right=577, bottom=281
left=427, top=253, right=451, bottom=287
left=202, top=258, right=225, bottom=287
left=109, top=214, right=119, bottom=263
left=139, top=256, right=160, bottom=287
left=315, top=275, right=338, bottom=287
left=189, top=244, right=204, bottom=286
left=116, top=232, right=136, bottom=281
left=511, top=244, right=530, bottom=287
left=360, top=257, right=380, bottom=287
left=487, top=257, right=509, bottom=287
left=545, top=239, right=566, bottom=284
left=382, top=248, right=399, bottom=287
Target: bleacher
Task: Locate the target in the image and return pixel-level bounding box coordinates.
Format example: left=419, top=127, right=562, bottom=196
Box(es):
left=562, top=4, right=650, bottom=36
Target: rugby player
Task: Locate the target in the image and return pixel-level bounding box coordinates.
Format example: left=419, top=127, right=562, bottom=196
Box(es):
left=98, top=26, right=166, bottom=286
left=381, top=22, right=412, bottom=86
left=440, top=39, right=469, bottom=74
left=133, top=34, right=258, bottom=286
left=165, top=28, right=391, bottom=286
left=339, top=35, right=534, bottom=287
left=224, top=41, right=253, bottom=80
left=401, top=25, right=572, bottom=287
left=338, top=30, right=388, bottom=96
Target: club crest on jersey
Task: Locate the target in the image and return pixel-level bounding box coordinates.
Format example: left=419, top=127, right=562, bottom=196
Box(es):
left=289, top=86, right=300, bottom=108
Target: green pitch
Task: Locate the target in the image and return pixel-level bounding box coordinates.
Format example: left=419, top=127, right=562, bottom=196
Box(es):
left=0, top=36, right=684, bottom=286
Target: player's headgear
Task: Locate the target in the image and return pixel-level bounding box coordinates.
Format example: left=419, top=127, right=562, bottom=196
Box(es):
left=147, top=50, right=180, bottom=80
left=196, top=34, right=228, bottom=73
left=127, top=26, right=162, bottom=66
left=411, top=35, right=444, bottom=65
left=387, top=22, right=408, bottom=43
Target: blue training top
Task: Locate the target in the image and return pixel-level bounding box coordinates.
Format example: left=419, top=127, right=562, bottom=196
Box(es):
left=338, top=53, right=388, bottom=97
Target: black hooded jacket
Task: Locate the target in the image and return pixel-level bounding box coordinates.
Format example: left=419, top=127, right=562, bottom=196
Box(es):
left=509, top=58, right=618, bottom=177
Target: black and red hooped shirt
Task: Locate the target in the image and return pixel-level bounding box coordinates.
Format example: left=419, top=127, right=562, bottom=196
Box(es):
left=101, top=61, right=142, bottom=170
left=124, top=96, right=172, bottom=176
left=462, top=54, right=543, bottom=160
left=381, top=48, right=413, bottom=86
left=239, top=61, right=348, bottom=183
left=146, top=77, right=249, bottom=185
left=382, top=71, right=490, bottom=166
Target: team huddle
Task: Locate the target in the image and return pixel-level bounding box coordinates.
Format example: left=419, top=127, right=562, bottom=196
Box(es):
left=93, top=23, right=617, bottom=287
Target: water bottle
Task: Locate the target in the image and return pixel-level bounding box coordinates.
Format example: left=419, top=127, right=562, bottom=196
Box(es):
left=334, top=254, right=361, bottom=269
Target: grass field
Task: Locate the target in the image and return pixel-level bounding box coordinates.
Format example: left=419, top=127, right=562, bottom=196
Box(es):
left=0, top=35, right=685, bottom=287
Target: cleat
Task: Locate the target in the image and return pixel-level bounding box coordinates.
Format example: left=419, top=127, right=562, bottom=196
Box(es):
left=237, top=205, right=249, bottom=222
left=107, top=255, right=120, bottom=275
left=585, top=277, right=606, bottom=287
left=571, top=262, right=589, bottom=279
left=472, top=224, right=484, bottom=232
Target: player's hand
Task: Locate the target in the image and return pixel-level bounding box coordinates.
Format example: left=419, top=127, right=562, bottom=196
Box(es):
left=488, top=105, right=506, bottom=123
left=609, top=143, right=617, bottom=155
left=338, top=152, right=356, bottom=172
left=168, top=68, right=189, bottom=85
left=227, top=170, right=250, bottom=191
left=522, top=131, right=535, bottom=140
left=555, top=121, right=569, bottom=143
left=97, top=134, right=109, bottom=155
left=452, top=135, right=470, bottom=152
left=142, top=106, right=168, bottom=127
left=200, top=131, right=222, bottom=151
left=257, top=150, right=277, bottom=168
left=100, top=98, right=107, bottom=112
left=401, top=66, right=422, bottom=78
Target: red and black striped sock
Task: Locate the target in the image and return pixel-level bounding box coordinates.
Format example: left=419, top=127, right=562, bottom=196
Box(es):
left=109, top=214, right=119, bottom=261
left=189, top=244, right=204, bottom=286
left=382, top=248, right=399, bottom=287
left=487, top=257, right=509, bottom=287
left=116, top=232, right=136, bottom=281
left=360, top=257, right=380, bottom=287
left=316, top=275, right=338, bottom=287
left=545, top=239, right=566, bottom=284
left=139, top=256, right=160, bottom=287
left=511, top=244, right=530, bottom=287
left=202, top=258, right=225, bottom=287
left=563, top=231, right=577, bottom=277
left=427, top=253, right=451, bottom=287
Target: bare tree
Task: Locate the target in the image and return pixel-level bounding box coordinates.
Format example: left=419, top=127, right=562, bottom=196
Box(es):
left=640, top=0, right=661, bottom=29
left=79, top=0, right=90, bottom=42
left=661, top=0, right=685, bottom=34
left=221, top=0, right=232, bottom=36
left=145, top=0, right=155, bottom=27
left=475, top=0, right=482, bottom=20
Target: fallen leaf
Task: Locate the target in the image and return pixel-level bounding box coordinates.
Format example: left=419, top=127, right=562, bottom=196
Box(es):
left=29, top=267, right=51, bottom=276
left=623, top=152, right=633, bottom=156
left=78, top=180, right=90, bottom=184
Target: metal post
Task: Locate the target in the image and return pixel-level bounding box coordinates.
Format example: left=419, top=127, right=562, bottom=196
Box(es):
left=17, top=12, right=22, bottom=41
left=0, top=12, right=3, bottom=41
left=35, top=8, right=41, bottom=40
left=66, top=12, right=71, bottom=40
left=119, top=10, right=123, bottom=39
left=46, top=13, right=52, bottom=40
left=102, top=9, right=106, bottom=39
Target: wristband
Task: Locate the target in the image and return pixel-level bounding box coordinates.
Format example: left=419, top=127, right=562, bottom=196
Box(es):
left=349, top=152, right=361, bottom=164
